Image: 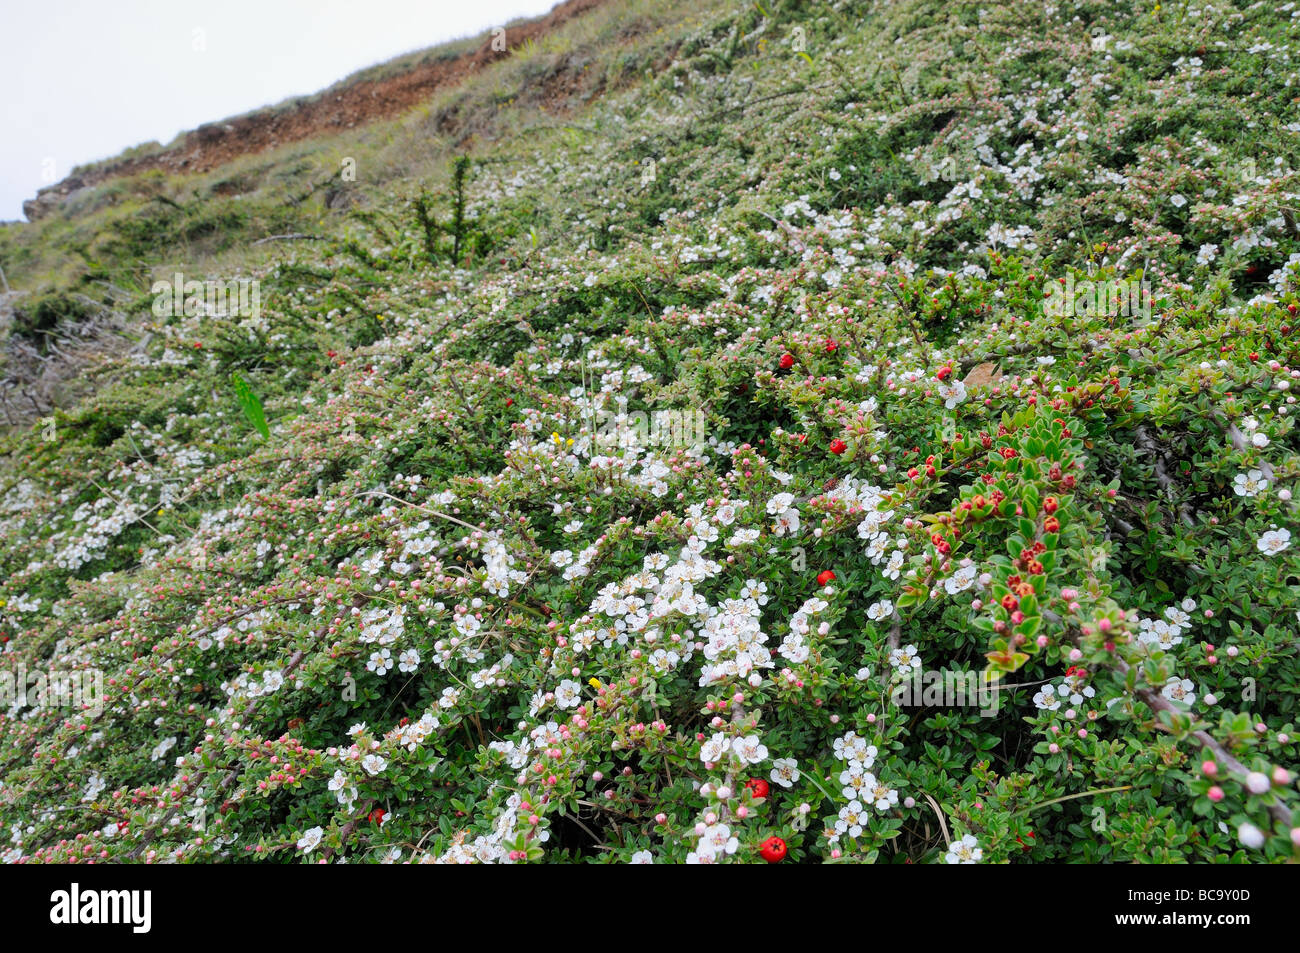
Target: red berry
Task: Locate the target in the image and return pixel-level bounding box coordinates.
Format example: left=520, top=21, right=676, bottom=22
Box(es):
left=829, top=439, right=847, bottom=455
left=779, top=353, right=795, bottom=369
left=936, top=366, right=952, bottom=382
left=817, top=570, right=836, bottom=586
left=759, top=836, right=787, bottom=863
left=745, top=778, right=771, bottom=799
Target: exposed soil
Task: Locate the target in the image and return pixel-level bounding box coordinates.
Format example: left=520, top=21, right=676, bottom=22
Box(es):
left=23, top=0, right=608, bottom=219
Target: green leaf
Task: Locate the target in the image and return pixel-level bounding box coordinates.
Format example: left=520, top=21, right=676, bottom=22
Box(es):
left=231, top=372, right=270, bottom=440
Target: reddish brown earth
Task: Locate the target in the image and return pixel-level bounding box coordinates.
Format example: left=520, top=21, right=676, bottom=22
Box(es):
left=24, top=0, right=608, bottom=219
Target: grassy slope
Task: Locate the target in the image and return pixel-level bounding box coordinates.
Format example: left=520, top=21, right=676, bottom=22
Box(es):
left=1, top=0, right=1298, bottom=863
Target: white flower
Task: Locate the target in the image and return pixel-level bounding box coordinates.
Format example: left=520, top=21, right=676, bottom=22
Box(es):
left=766, top=492, right=796, bottom=515
left=889, top=644, right=921, bottom=670
left=770, top=757, right=800, bottom=788
left=629, top=850, right=654, bottom=864
left=867, top=599, right=894, bottom=622
left=865, top=533, right=890, bottom=564
left=866, top=776, right=899, bottom=812
left=1245, top=771, right=1271, bottom=794
left=398, top=648, right=420, bottom=673
left=297, top=826, right=324, bottom=853
left=945, top=834, right=983, bottom=863
left=938, top=379, right=967, bottom=408
left=833, top=732, right=876, bottom=767
left=1161, top=677, right=1197, bottom=707
left=1233, top=470, right=1269, bottom=497
left=1257, top=528, right=1291, bottom=555
left=1061, top=681, right=1096, bottom=706
left=1237, top=822, right=1266, bottom=849
left=362, top=754, right=387, bottom=775
left=366, top=648, right=392, bottom=676
left=836, top=800, right=866, bottom=839
left=1251, top=432, right=1269, bottom=448
left=733, top=734, right=769, bottom=765
left=1033, top=684, right=1061, bottom=711
left=554, top=679, right=582, bottom=709
left=697, top=822, right=738, bottom=858
left=945, top=565, right=977, bottom=594
left=699, top=732, right=728, bottom=763
left=1170, top=194, right=1187, bottom=208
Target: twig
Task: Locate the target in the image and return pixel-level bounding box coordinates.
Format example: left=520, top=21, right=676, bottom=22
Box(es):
left=1216, top=412, right=1275, bottom=482
left=1133, top=425, right=1194, bottom=527
left=252, top=233, right=328, bottom=246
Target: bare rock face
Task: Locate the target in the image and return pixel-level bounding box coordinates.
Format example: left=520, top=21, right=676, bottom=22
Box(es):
left=22, top=176, right=86, bottom=221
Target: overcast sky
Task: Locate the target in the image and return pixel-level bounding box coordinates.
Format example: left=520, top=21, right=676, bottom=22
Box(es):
left=0, top=0, right=558, bottom=222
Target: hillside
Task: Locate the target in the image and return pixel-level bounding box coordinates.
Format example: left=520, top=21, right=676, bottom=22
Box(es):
left=1, top=0, right=1298, bottom=865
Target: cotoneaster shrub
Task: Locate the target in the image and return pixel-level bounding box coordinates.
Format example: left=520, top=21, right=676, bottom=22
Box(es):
left=0, top=0, right=1298, bottom=863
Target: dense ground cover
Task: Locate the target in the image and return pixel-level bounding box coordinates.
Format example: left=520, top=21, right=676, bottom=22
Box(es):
left=1, top=0, right=1298, bottom=863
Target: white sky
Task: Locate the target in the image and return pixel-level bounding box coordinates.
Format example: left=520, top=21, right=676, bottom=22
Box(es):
left=0, top=0, right=559, bottom=221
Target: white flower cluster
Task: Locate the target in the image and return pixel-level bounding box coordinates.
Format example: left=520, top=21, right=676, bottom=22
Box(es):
left=779, top=595, right=831, bottom=665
